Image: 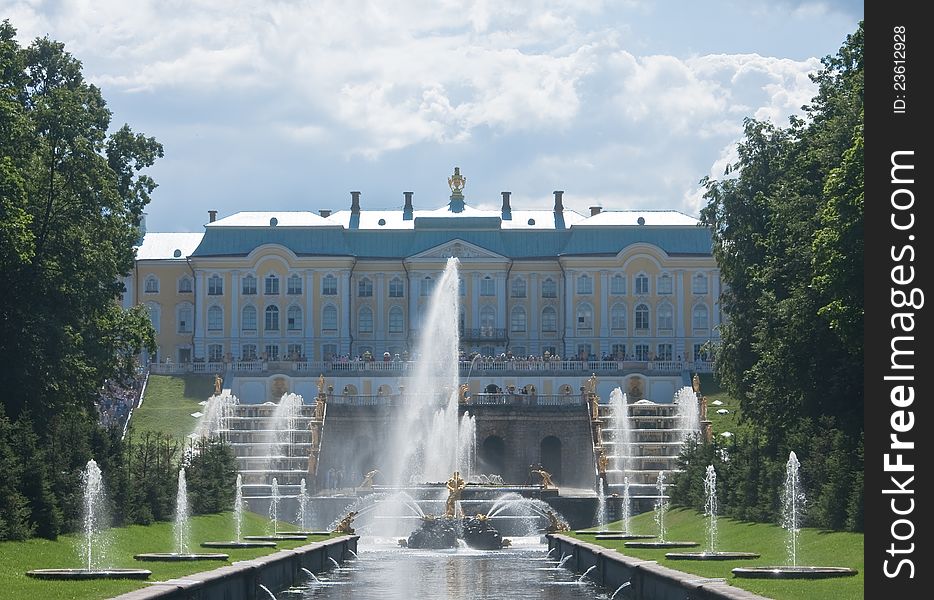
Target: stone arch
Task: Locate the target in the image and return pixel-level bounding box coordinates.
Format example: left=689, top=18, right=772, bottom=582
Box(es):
left=540, top=436, right=562, bottom=484
left=480, top=435, right=506, bottom=476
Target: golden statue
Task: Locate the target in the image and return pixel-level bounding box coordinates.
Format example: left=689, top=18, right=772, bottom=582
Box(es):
left=458, top=383, right=470, bottom=405
left=314, top=396, right=326, bottom=421
left=214, top=374, right=222, bottom=396
left=360, top=469, right=379, bottom=488
left=692, top=373, right=701, bottom=394
left=532, top=469, right=556, bottom=489
left=333, top=511, right=357, bottom=534
left=444, top=471, right=467, bottom=518
left=597, top=451, right=609, bottom=475
left=317, top=374, right=326, bottom=395
left=544, top=510, right=569, bottom=533
left=587, top=373, right=598, bottom=394
left=310, top=422, right=320, bottom=448
left=700, top=395, right=708, bottom=421
left=447, top=166, right=466, bottom=198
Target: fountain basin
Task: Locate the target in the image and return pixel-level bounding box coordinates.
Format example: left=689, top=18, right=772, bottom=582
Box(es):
left=732, top=566, right=858, bottom=579
left=666, top=551, right=760, bottom=560
left=243, top=534, right=308, bottom=541
left=202, top=541, right=277, bottom=549
left=625, top=541, right=699, bottom=549
left=134, top=552, right=230, bottom=561
left=26, top=568, right=152, bottom=580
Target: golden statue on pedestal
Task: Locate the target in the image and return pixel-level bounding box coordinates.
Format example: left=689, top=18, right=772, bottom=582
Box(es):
left=532, top=469, right=556, bottom=489
left=333, top=511, right=358, bottom=534
left=444, top=471, right=467, bottom=518
left=692, top=373, right=701, bottom=393
left=544, top=510, right=570, bottom=533
left=214, top=374, right=222, bottom=396
left=597, top=450, right=609, bottom=475
left=360, top=469, right=379, bottom=488
left=317, top=374, right=326, bottom=395
left=458, top=383, right=470, bottom=405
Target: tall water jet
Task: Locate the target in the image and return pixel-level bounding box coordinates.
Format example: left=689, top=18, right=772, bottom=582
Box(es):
left=234, top=473, right=244, bottom=541
left=386, top=257, right=475, bottom=485
left=674, top=386, right=700, bottom=443
left=296, top=478, right=310, bottom=530
left=782, top=451, right=804, bottom=567
left=606, top=388, right=631, bottom=478
left=174, top=468, right=191, bottom=554
left=195, top=391, right=238, bottom=439
left=621, top=477, right=631, bottom=534
left=82, top=459, right=108, bottom=570
left=704, top=465, right=718, bottom=553
left=266, top=393, right=303, bottom=476
left=595, top=478, right=607, bottom=530
left=654, top=471, right=667, bottom=542
left=269, top=477, right=280, bottom=534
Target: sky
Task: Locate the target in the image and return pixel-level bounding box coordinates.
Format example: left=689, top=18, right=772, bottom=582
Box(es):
left=3, top=0, right=863, bottom=233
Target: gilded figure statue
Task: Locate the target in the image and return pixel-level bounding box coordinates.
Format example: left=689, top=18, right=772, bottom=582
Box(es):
left=360, top=469, right=379, bottom=488
left=692, top=373, right=701, bottom=393
left=598, top=451, right=609, bottom=475
left=544, top=510, right=569, bottom=533
left=333, top=511, right=358, bottom=534
left=458, top=383, right=470, bottom=405
left=532, top=469, right=556, bottom=489
left=317, top=374, right=326, bottom=395
left=214, top=374, right=222, bottom=396
left=444, top=471, right=467, bottom=518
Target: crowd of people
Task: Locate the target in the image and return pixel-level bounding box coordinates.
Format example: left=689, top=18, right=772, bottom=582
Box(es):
left=97, top=372, right=146, bottom=429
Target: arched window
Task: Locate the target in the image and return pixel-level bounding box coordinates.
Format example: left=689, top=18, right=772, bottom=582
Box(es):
left=208, top=274, right=223, bottom=295
left=208, top=344, right=223, bottom=362
left=358, top=306, right=374, bottom=333
left=264, top=305, right=279, bottom=331
left=610, top=303, right=627, bottom=331
left=241, top=274, right=257, bottom=295
left=241, top=344, right=257, bottom=361
left=693, top=304, right=709, bottom=330
left=611, top=274, right=626, bottom=295
left=144, top=275, right=159, bottom=294
left=178, top=276, right=192, bottom=293
left=480, top=306, right=496, bottom=334
left=241, top=305, right=257, bottom=331
left=541, top=306, right=557, bottom=333
left=693, top=272, right=709, bottom=294
left=145, top=302, right=160, bottom=333
left=287, top=274, right=302, bottom=295
left=177, top=303, right=193, bottom=333
left=420, top=276, right=434, bottom=296
left=264, top=273, right=279, bottom=295
left=657, top=303, right=673, bottom=331
left=287, top=305, right=303, bottom=331
left=322, top=274, right=337, bottom=295
left=511, top=278, right=527, bottom=298
left=510, top=306, right=527, bottom=333
left=635, top=303, right=650, bottom=330
left=358, top=277, right=373, bottom=297
left=389, top=306, right=404, bottom=333
left=576, top=303, right=593, bottom=331
left=541, top=278, right=557, bottom=298
left=322, top=305, right=338, bottom=331
left=657, top=273, right=673, bottom=295
left=577, top=273, right=593, bottom=294
left=634, top=273, right=649, bottom=295
left=389, top=277, right=405, bottom=297
left=207, top=305, right=223, bottom=331
left=480, top=276, right=495, bottom=296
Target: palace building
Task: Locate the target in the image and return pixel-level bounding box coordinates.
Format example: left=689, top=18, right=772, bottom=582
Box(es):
left=126, top=169, right=719, bottom=404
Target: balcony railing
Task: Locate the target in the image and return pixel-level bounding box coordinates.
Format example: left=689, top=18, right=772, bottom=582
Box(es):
left=459, top=327, right=508, bottom=341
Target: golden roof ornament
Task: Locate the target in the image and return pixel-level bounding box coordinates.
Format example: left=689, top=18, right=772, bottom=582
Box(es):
left=448, top=166, right=466, bottom=199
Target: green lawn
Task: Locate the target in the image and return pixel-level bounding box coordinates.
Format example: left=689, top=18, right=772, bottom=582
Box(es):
left=575, top=507, right=863, bottom=600
left=698, top=373, right=749, bottom=437
left=130, top=374, right=214, bottom=444
left=0, top=512, right=335, bottom=600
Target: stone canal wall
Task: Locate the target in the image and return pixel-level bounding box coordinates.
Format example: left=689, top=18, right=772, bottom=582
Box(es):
left=111, top=535, right=358, bottom=600
left=547, top=534, right=768, bottom=600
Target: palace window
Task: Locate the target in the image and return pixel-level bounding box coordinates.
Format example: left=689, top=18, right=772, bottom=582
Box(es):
left=611, top=274, right=626, bottom=295
left=510, top=306, right=527, bottom=333
left=144, top=275, right=159, bottom=294
left=541, top=278, right=557, bottom=298
left=480, top=276, right=495, bottom=296
left=577, top=274, right=593, bottom=295
left=208, top=305, right=223, bottom=331
left=178, top=276, right=193, bottom=293
left=264, top=274, right=279, bottom=295
left=264, top=344, right=279, bottom=361
left=322, top=305, right=338, bottom=331
left=322, top=274, right=338, bottom=295
left=389, top=277, right=405, bottom=298
left=657, top=343, right=673, bottom=361
left=208, top=344, right=223, bottom=362
left=145, top=302, right=160, bottom=334
left=511, top=278, right=527, bottom=298
left=634, top=273, right=649, bottom=296
left=610, top=304, right=627, bottom=331
left=611, top=344, right=627, bottom=360
left=657, top=273, right=673, bottom=295
left=693, top=304, right=709, bottom=330
left=208, top=275, right=223, bottom=296
left=635, top=303, right=650, bottom=330
left=265, top=305, right=279, bottom=331
left=322, top=344, right=338, bottom=361
left=358, top=277, right=373, bottom=297
left=635, top=344, right=650, bottom=361
left=287, top=305, right=302, bottom=331
left=177, top=304, right=193, bottom=333
left=389, top=306, right=404, bottom=333
left=541, top=307, right=557, bottom=333
left=576, top=303, right=593, bottom=332
left=287, top=343, right=303, bottom=360
left=242, top=344, right=257, bottom=361
left=693, top=273, right=709, bottom=294
left=657, top=303, right=673, bottom=332
left=480, top=306, right=496, bottom=334
left=459, top=277, right=466, bottom=296
left=358, top=307, right=374, bottom=333
left=420, top=276, right=434, bottom=296
left=241, top=305, right=257, bottom=331
left=242, top=275, right=257, bottom=295
left=287, top=274, right=302, bottom=295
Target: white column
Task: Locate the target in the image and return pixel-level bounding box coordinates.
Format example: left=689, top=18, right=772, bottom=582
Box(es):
left=340, top=271, right=351, bottom=354
left=230, top=271, right=240, bottom=358
left=471, top=272, right=480, bottom=328
left=496, top=273, right=507, bottom=330
left=376, top=273, right=386, bottom=341
left=529, top=273, right=539, bottom=346
left=305, top=270, right=315, bottom=357
left=408, top=271, right=418, bottom=332
left=194, top=271, right=206, bottom=358
left=675, top=269, right=686, bottom=361
left=599, top=270, right=609, bottom=338
left=564, top=269, right=574, bottom=341
left=712, top=269, right=721, bottom=331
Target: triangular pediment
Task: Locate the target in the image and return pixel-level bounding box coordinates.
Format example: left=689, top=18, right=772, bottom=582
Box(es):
left=408, top=239, right=506, bottom=261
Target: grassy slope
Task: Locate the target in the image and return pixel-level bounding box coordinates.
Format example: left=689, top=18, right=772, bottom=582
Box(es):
left=576, top=508, right=863, bottom=600
left=130, top=374, right=214, bottom=444
left=0, top=512, right=334, bottom=600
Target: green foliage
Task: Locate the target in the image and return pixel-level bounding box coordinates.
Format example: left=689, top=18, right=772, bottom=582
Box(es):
left=186, top=437, right=238, bottom=515
left=692, top=24, right=863, bottom=530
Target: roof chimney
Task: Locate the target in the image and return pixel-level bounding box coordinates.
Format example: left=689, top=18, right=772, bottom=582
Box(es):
left=403, top=191, right=414, bottom=220
left=319, top=209, right=332, bottom=218
left=350, top=191, right=361, bottom=214
left=208, top=210, right=217, bottom=223
left=553, top=190, right=564, bottom=212
left=590, top=206, right=602, bottom=216
left=501, top=191, right=512, bottom=220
